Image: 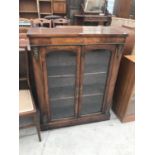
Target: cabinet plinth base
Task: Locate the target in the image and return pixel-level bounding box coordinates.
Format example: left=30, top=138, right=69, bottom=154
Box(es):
left=40, top=113, right=110, bottom=130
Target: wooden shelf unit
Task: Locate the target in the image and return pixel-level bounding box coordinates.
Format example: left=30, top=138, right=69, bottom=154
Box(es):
left=39, top=1, right=52, bottom=18
left=19, top=0, right=39, bottom=19
left=113, top=55, right=135, bottom=122
left=19, top=0, right=67, bottom=19
left=19, top=0, right=38, bottom=12
left=113, top=0, right=135, bottom=19
left=27, top=26, right=128, bottom=130
left=53, top=0, right=66, bottom=14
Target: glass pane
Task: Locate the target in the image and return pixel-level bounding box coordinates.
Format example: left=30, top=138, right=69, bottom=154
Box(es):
left=46, top=51, right=76, bottom=120
left=81, top=49, right=111, bottom=115
left=107, top=0, right=115, bottom=14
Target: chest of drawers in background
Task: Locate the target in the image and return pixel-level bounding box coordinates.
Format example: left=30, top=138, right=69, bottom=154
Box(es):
left=113, top=55, right=135, bottom=122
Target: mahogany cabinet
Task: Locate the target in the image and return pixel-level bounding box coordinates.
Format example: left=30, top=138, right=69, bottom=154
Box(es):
left=112, top=55, right=135, bottom=122
left=28, top=26, right=128, bottom=130
left=113, top=0, right=135, bottom=19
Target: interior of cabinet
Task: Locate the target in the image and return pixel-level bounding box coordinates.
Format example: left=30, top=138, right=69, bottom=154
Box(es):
left=45, top=48, right=111, bottom=120
left=46, top=51, right=77, bottom=120
left=81, top=49, right=111, bottom=115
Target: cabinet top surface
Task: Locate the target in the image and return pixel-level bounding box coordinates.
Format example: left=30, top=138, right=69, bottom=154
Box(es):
left=124, top=55, right=135, bottom=63
left=27, top=26, right=128, bottom=37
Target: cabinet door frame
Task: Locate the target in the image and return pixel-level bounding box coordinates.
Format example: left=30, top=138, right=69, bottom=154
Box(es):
left=40, top=45, right=81, bottom=122
left=78, top=44, right=123, bottom=116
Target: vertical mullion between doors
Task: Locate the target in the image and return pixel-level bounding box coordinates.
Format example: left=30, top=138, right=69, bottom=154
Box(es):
left=77, top=46, right=85, bottom=117
left=74, top=47, right=81, bottom=118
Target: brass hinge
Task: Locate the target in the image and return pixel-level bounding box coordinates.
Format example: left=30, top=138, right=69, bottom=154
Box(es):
left=32, top=47, right=39, bottom=60
left=116, top=45, right=124, bottom=57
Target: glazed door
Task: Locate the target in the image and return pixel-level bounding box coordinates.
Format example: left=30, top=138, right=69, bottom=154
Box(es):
left=42, top=46, right=80, bottom=121
left=79, top=45, right=113, bottom=116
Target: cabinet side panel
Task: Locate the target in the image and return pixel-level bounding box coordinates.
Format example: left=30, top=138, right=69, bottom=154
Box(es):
left=113, top=57, right=135, bottom=121
left=31, top=48, right=47, bottom=123
left=102, top=45, right=124, bottom=114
